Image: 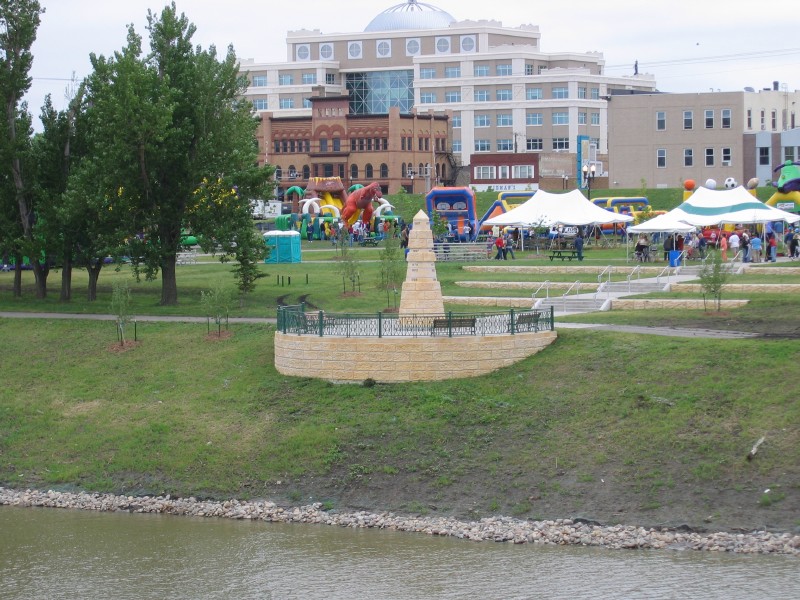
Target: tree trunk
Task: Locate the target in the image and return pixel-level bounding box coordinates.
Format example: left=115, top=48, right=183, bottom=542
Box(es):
left=160, top=256, right=178, bottom=305
left=13, top=255, right=22, bottom=297
left=60, top=255, right=73, bottom=302
left=31, top=261, right=48, bottom=299
left=87, top=262, right=103, bottom=302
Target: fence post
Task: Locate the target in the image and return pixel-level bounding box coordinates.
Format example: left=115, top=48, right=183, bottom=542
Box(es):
left=549, top=306, right=555, bottom=330
left=447, top=311, right=453, bottom=337
left=510, top=308, right=516, bottom=334
left=318, top=310, right=324, bottom=337
left=378, top=312, right=382, bottom=338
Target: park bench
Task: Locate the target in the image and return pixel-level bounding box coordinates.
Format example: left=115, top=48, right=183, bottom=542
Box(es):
left=177, top=251, right=197, bottom=265
left=431, top=316, right=477, bottom=335
left=358, top=236, right=380, bottom=247
left=548, top=249, right=579, bottom=261
left=513, top=312, right=541, bottom=332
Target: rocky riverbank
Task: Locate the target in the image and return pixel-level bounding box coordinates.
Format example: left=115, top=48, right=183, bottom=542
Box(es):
left=2, top=487, right=798, bottom=555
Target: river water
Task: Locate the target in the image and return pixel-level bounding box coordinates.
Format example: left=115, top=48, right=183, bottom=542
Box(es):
left=1, top=507, right=797, bottom=599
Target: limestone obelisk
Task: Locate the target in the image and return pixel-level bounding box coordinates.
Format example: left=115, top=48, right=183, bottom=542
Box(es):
left=398, top=210, right=445, bottom=319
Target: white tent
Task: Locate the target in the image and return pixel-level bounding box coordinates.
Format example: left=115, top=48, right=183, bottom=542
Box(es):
left=628, top=212, right=695, bottom=234
left=658, top=186, right=800, bottom=226
left=482, top=189, right=634, bottom=227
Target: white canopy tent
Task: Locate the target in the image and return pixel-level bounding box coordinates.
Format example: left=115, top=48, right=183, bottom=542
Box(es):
left=482, top=189, right=634, bottom=228
left=628, top=212, right=695, bottom=234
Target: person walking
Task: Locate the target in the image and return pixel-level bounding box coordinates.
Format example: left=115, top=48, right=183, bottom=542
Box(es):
left=494, top=235, right=505, bottom=260
left=574, top=231, right=585, bottom=261
left=720, top=233, right=728, bottom=262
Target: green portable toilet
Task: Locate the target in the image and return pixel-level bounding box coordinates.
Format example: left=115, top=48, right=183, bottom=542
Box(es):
left=263, top=230, right=302, bottom=263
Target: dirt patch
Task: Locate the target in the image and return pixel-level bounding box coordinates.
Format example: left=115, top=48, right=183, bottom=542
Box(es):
left=204, top=330, right=233, bottom=341
left=108, top=341, right=141, bottom=353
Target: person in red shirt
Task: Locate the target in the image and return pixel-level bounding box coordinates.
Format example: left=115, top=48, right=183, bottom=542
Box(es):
left=494, top=235, right=506, bottom=260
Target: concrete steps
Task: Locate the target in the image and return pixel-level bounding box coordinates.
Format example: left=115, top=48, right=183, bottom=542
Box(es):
left=533, top=296, right=609, bottom=315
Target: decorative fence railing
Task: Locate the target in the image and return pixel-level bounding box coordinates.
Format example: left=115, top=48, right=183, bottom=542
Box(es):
left=276, top=304, right=555, bottom=338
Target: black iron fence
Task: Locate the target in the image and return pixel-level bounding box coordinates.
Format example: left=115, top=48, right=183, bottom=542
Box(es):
left=276, top=304, right=554, bottom=338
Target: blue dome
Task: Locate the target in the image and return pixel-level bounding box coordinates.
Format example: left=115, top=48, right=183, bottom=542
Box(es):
left=365, top=0, right=456, bottom=32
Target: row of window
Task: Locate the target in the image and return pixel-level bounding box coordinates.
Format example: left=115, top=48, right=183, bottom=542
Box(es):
left=656, top=109, right=732, bottom=131
left=276, top=163, right=447, bottom=181
left=463, top=137, right=578, bottom=152
left=473, top=165, right=536, bottom=179
left=250, top=73, right=337, bottom=88
left=448, top=112, right=600, bottom=128
left=419, top=86, right=600, bottom=103
left=253, top=98, right=314, bottom=110
left=656, top=147, right=734, bottom=168
left=272, top=137, right=411, bottom=154
left=747, top=108, right=787, bottom=131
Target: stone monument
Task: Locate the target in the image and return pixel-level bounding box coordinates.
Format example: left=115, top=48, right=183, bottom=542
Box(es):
left=398, top=210, right=445, bottom=318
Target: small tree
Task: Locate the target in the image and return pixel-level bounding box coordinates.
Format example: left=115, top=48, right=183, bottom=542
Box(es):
left=231, top=228, right=268, bottom=306
left=699, top=250, right=728, bottom=311
left=200, top=280, right=233, bottom=336
left=336, top=239, right=360, bottom=293
left=377, top=235, right=405, bottom=309
left=110, top=280, right=132, bottom=346
left=431, top=213, right=449, bottom=241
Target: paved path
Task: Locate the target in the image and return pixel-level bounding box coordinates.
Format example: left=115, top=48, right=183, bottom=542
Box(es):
left=0, top=310, right=759, bottom=339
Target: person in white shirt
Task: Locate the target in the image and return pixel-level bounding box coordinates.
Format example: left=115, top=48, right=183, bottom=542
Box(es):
left=728, top=231, right=740, bottom=255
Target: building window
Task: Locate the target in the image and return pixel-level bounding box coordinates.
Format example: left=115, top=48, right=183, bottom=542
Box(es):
left=552, top=137, right=569, bottom=151
left=657, top=148, right=666, bottom=168
left=475, top=90, right=490, bottom=102
left=319, top=138, right=328, bottom=152
left=444, top=66, right=460, bottom=78
left=683, top=110, right=693, bottom=130
left=760, top=109, right=765, bottom=129
left=513, top=165, right=534, bottom=178
left=496, top=113, right=512, bottom=127
left=747, top=109, right=752, bottom=129
left=722, top=147, right=732, bottom=166
left=526, top=87, right=543, bottom=100
left=656, top=111, right=666, bottom=130
left=578, top=112, right=587, bottom=125
left=380, top=163, right=389, bottom=178
left=252, top=98, right=267, bottom=110
left=273, top=140, right=280, bottom=153
left=420, top=67, right=436, bottom=79
left=451, top=115, right=461, bottom=128
left=496, top=89, right=512, bottom=101
left=474, top=64, right=489, bottom=77
left=705, top=148, right=714, bottom=166
left=364, top=164, right=373, bottom=179
left=350, top=164, right=358, bottom=180
left=279, top=74, right=294, bottom=85
left=705, top=109, right=714, bottom=129
left=771, top=110, right=778, bottom=130
left=333, top=138, right=341, bottom=152
left=497, top=139, right=513, bottom=151
left=474, top=139, right=490, bottom=152
left=784, top=147, right=795, bottom=162
left=445, top=91, right=461, bottom=103
left=526, top=112, right=543, bottom=126
left=452, top=140, right=462, bottom=152
left=591, top=112, right=600, bottom=126
left=759, top=147, right=770, bottom=165
left=326, top=73, right=335, bottom=85
left=420, top=92, right=436, bottom=104
left=474, top=114, right=490, bottom=127
left=525, top=64, right=534, bottom=75
left=684, top=148, right=693, bottom=167
left=303, top=165, right=310, bottom=179
left=527, top=138, right=543, bottom=151
left=578, top=87, right=587, bottom=99
left=552, top=112, right=568, bottom=125
left=552, top=87, right=568, bottom=99
left=252, top=75, right=267, bottom=87
left=722, top=108, right=732, bottom=129
left=591, top=87, right=600, bottom=100
left=496, top=64, right=512, bottom=76
left=498, top=165, right=510, bottom=179
left=303, top=98, right=312, bottom=108
left=279, top=98, right=294, bottom=109
left=474, top=166, right=496, bottom=179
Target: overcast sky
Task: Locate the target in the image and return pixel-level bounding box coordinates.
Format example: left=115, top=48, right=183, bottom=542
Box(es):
left=26, top=0, right=799, bottom=120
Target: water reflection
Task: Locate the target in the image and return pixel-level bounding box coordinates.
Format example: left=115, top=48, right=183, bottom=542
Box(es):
left=1, top=507, right=796, bottom=599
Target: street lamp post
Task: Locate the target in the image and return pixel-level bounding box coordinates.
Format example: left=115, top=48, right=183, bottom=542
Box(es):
left=582, top=164, right=596, bottom=200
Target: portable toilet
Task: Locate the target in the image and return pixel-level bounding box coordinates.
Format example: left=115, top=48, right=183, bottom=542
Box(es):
left=263, top=230, right=301, bottom=263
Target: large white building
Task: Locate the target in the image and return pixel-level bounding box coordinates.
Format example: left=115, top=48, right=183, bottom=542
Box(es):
left=239, top=0, right=656, bottom=192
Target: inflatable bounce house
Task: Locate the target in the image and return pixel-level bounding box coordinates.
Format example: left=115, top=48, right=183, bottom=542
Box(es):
left=766, top=161, right=800, bottom=216
left=477, top=191, right=533, bottom=234
left=277, top=177, right=396, bottom=240
left=425, top=187, right=478, bottom=241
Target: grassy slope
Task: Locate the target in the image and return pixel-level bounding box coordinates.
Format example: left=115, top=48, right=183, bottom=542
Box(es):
left=1, top=186, right=798, bottom=531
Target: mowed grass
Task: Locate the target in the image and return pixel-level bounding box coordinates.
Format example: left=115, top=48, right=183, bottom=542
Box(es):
left=0, top=315, right=798, bottom=528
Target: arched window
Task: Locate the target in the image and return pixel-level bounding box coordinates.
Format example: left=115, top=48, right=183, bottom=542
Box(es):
left=350, top=164, right=359, bottom=180
left=365, top=163, right=374, bottom=179
left=401, top=162, right=407, bottom=178
left=288, top=164, right=297, bottom=179
left=275, top=166, right=283, bottom=180
left=380, top=163, right=389, bottom=178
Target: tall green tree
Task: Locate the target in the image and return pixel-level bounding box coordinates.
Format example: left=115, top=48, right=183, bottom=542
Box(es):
left=0, top=0, right=46, bottom=297
left=81, top=3, right=272, bottom=305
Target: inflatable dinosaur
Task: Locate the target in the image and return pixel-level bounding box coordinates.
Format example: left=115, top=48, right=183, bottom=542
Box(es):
left=341, top=181, right=383, bottom=226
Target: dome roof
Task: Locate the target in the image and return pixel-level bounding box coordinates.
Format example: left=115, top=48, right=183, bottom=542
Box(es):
left=365, top=0, right=456, bottom=32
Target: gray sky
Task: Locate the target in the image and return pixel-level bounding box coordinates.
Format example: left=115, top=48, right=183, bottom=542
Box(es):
left=27, top=0, right=799, bottom=119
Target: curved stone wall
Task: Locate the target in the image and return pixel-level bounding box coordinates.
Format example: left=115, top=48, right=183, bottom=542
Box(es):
left=274, top=331, right=557, bottom=383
